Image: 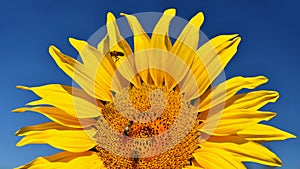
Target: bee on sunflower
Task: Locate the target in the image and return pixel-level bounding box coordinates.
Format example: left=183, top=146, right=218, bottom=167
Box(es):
left=14, top=8, right=295, bottom=169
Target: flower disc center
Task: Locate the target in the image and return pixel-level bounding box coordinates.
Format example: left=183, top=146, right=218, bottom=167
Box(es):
left=93, top=84, right=201, bottom=168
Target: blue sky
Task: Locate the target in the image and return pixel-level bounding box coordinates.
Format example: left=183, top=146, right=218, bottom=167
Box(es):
left=0, top=0, right=299, bottom=168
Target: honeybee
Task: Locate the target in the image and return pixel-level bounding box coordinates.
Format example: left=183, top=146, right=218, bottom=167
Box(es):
left=110, top=50, right=124, bottom=62
left=124, top=120, right=133, bottom=136
left=121, top=121, right=133, bottom=145
left=132, top=149, right=139, bottom=168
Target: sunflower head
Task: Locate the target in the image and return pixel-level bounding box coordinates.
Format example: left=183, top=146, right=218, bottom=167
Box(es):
left=14, top=8, right=295, bottom=169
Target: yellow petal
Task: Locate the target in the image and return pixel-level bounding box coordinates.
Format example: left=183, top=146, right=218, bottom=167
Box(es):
left=59, top=153, right=103, bottom=169
left=151, top=8, right=175, bottom=50
left=69, top=38, right=101, bottom=67
left=17, top=129, right=96, bottom=152
left=181, top=35, right=241, bottom=100
left=105, top=12, right=142, bottom=87
left=167, top=12, right=204, bottom=90
left=237, top=124, right=296, bottom=141
left=49, top=46, right=112, bottom=101
left=225, top=90, right=279, bottom=110
left=199, top=76, right=268, bottom=112
left=17, top=84, right=102, bottom=118
left=15, top=122, right=76, bottom=136
left=15, top=151, right=102, bottom=169
left=106, top=12, right=132, bottom=62
left=149, top=8, right=176, bottom=86
left=97, top=35, right=109, bottom=54
left=199, top=109, right=276, bottom=135
left=120, top=13, right=150, bottom=51
left=13, top=107, right=95, bottom=128
left=203, top=137, right=282, bottom=166
left=172, top=12, right=204, bottom=61
left=172, top=12, right=204, bottom=52
left=113, top=53, right=143, bottom=88
left=95, top=53, right=127, bottom=93
left=69, top=38, right=120, bottom=91
left=121, top=13, right=152, bottom=84
left=193, top=147, right=246, bottom=169
left=134, top=49, right=199, bottom=93
left=42, top=151, right=94, bottom=162
left=15, top=158, right=64, bottom=169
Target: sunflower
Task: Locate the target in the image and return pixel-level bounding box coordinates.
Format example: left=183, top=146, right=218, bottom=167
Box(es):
left=14, top=8, right=295, bottom=169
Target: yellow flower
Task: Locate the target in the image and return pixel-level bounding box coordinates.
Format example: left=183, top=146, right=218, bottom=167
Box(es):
left=14, top=9, right=295, bottom=169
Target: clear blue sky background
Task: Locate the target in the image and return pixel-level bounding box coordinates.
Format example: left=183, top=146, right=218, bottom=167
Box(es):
left=0, top=0, right=299, bottom=168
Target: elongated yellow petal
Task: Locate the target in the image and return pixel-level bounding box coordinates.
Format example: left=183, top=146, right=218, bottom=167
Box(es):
left=94, top=52, right=127, bottom=93
left=69, top=38, right=121, bottom=91
left=113, top=53, right=143, bottom=88
left=49, top=46, right=112, bottom=101
left=15, top=158, right=64, bottom=169
left=97, top=35, right=109, bottom=54
left=237, top=124, right=296, bottom=141
left=69, top=38, right=101, bottom=67
left=199, top=109, right=276, bottom=135
left=181, top=35, right=241, bottom=100
left=172, top=11, right=204, bottom=56
left=149, top=9, right=176, bottom=86
left=199, top=76, right=268, bottom=112
left=17, top=129, right=96, bottom=152
left=46, top=151, right=94, bottom=162
left=13, top=107, right=95, bottom=128
left=15, top=151, right=102, bottom=169
left=106, top=13, right=142, bottom=87
left=134, top=49, right=199, bottom=94
left=15, top=122, right=76, bottom=136
left=151, top=8, right=175, bottom=50
left=225, top=90, right=279, bottom=110
left=203, top=137, right=282, bottom=166
left=17, top=84, right=102, bottom=118
left=121, top=13, right=152, bottom=84
left=106, top=12, right=132, bottom=62
left=166, top=12, right=204, bottom=90
left=193, top=147, right=246, bottom=169
left=59, top=153, right=103, bottom=169
left=169, top=12, right=204, bottom=86
left=220, top=110, right=276, bottom=121
left=120, top=13, right=150, bottom=51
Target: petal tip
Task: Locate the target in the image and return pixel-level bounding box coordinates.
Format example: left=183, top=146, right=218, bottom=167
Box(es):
left=164, top=8, right=176, bottom=16
left=259, top=75, right=269, bottom=82
left=12, top=108, right=26, bottom=113
left=16, top=141, right=24, bottom=147
left=235, top=36, right=242, bottom=42
left=68, top=37, right=77, bottom=43
left=273, top=91, right=280, bottom=99
left=69, top=38, right=87, bottom=52
left=232, top=33, right=239, bottom=38
left=288, top=133, right=297, bottom=139
left=120, top=12, right=127, bottom=16
left=107, top=12, right=116, bottom=24
left=48, top=45, right=55, bottom=50
left=15, top=130, right=21, bottom=136
left=190, top=12, right=205, bottom=28
left=49, top=45, right=59, bottom=54
left=252, top=75, right=269, bottom=84
left=16, top=85, right=29, bottom=90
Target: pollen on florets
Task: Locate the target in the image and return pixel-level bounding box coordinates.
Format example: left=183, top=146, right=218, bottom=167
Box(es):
left=92, top=84, right=202, bottom=168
